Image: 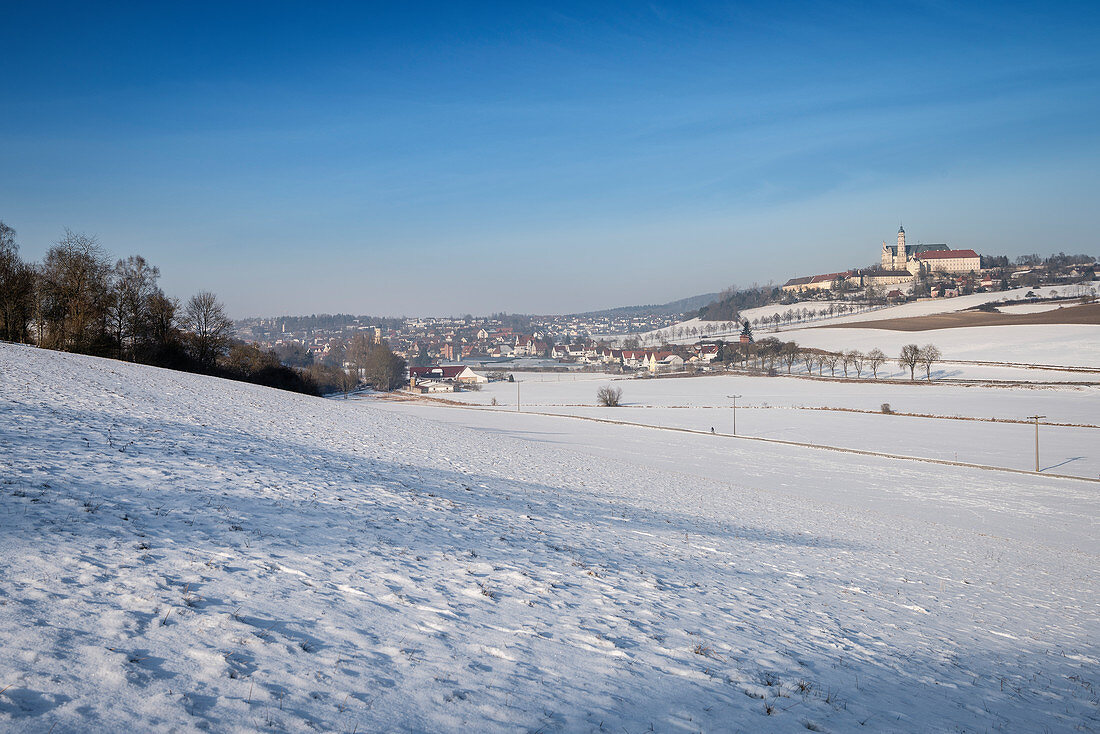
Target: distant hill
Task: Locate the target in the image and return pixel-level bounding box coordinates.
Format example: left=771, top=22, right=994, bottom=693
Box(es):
left=571, top=291, right=722, bottom=318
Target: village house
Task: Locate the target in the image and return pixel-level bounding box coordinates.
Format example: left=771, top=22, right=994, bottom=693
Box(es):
left=691, top=344, right=720, bottom=362
left=409, top=379, right=454, bottom=394
left=621, top=349, right=647, bottom=369
left=644, top=351, right=685, bottom=373
left=409, top=365, right=488, bottom=384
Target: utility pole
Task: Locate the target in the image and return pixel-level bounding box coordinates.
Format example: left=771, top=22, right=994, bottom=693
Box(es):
left=727, top=395, right=742, bottom=436
left=1027, top=415, right=1045, bottom=471
left=517, top=379, right=521, bottom=413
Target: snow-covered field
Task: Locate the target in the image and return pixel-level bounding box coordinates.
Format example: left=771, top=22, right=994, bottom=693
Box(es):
left=782, top=285, right=1095, bottom=328
left=2, top=343, right=1098, bottom=732
left=622, top=286, right=1100, bottom=374
left=782, top=323, right=1100, bottom=369
left=438, top=372, right=1100, bottom=478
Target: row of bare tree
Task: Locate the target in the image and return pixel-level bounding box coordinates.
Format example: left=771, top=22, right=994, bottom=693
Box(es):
left=714, top=338, right=942, bottom=380
left=0, top=222, right=332, bottom=394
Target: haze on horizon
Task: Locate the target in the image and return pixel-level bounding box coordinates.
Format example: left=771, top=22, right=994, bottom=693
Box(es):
left=2, top=1, right=1098, bottom=318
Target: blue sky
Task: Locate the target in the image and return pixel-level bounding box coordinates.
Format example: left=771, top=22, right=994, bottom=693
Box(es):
left=2, top=2, right=1098, bottom=317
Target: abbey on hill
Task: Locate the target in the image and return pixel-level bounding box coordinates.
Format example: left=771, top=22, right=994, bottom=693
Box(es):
left=783, top=225, right=980, bottom=293
left=881, top=226, right=979, bottom=274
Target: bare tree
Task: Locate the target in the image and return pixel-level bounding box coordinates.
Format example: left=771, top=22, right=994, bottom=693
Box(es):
left=337, top=366, right=358, bottom=397
left=867, top=348, right=886, bottom=378
left=145, top=292, right=179, bottom=353
left=919, top=344, right=941, bottom=381
left=184, top=291, right=233, bottom=369
left=840, top=350, right=853, bottom=377
left=37, top=229, right=112, bottom=352
left=822, top=352, right=840, bottom=376
left=850, top=350, right=865, bottom=378
left=0, top=221, right=35, bottom=343
left=597, top=385, right=623, bottom=406
left=801, top=349, right=816, bottom=375
left=108, top=255, right=161, bottom=359
left=362, top=341, right=407, bottom=390
left=781, top=342, right=799, bottom=374
left=346, top=332, right=374, bottom=383
left=898, top=344, right=921, bottom=380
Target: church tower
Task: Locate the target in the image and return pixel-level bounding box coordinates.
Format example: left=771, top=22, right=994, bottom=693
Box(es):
left=896, top=225, right=907, bottom=268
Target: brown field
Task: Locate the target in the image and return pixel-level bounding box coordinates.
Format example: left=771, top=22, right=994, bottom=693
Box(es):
left=819, top=302, right=1100, bottom=331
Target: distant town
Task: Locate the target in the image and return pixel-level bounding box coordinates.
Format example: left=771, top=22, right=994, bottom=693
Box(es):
left=235, top=231, right=1098, bottom=386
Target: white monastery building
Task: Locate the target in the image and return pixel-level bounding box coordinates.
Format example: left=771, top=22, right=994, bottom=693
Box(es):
left=783, top=225, right=981, bottom=292
left=910, top=248, right=981, bottom=273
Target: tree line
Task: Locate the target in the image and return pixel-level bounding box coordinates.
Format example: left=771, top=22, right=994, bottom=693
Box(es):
left=709, top=337, right=942, bottom=380
left=0, top=221, right=405, bottom=396
left=695, top=284, right=777, bottom=322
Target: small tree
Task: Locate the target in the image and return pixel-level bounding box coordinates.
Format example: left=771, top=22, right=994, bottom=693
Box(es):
left=337, top=366, right=358, bottom=398
left=898, top=344, right=921, bottom=380
left=867, top=348, right=886, bottom=378
left=850, top=350, right=865, bottom=378
left=739, top=320, right=754, bottom=343
left=919, top=344, right=941, bottom=381
left=184, top=291, right=233, bottom=370
left=597, top=385, right=623, bottom=407
left=37, top=229, right=112, bottom=352
left=363, top=342, right=407, bottom=391
left=145, top=291, right=179, bottom=355
left=840, top=350, right=853, bottom=377
left=801, top=349, right=816, bottom=375
left=822, top=352, right=840, bottom=376
left=0, top=221, right=35, bottom=343
left=108, top=254, right=161, bottom=360
left=781, top=342, right=799, bottom=374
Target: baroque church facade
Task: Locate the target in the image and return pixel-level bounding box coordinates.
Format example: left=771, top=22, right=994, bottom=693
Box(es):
left=881, top=226, right=950, bottom=271
left=783, top=226, right=982, bottom=292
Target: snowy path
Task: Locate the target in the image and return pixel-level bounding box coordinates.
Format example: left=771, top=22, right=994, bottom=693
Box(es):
left=2, top=343, right=1098, bottom=732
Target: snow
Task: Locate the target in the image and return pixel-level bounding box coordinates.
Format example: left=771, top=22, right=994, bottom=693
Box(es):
left=996, top=302, right=1068, bottom=314
left=622, top=283, right=1099, bottom=347
left=785, top=285, right=1094, bottom=327
left=782, top=323, right=1100, bottom=368
left=2, top=342, right=1099, bottom=732
left=439, top=372, right=1100, bottom=479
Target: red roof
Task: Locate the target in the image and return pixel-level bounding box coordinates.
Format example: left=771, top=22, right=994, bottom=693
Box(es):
left=808, top=271, right=853, bottom=283
left=913, top=249, right=978, bottom=260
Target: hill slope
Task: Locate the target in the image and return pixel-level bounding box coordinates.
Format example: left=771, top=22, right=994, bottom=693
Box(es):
left=1, top=343, right=1097, bottom=732
left=570, top=290, right=720, bottom=318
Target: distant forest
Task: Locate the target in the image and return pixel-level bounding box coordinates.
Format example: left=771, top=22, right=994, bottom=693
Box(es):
left=569, top=291, right=722, bottom=319
left=0, top=220, right=405, bottom=396
left=696, top=285, right=781, bottom=322
left=247, top=313, right=406, bottom=334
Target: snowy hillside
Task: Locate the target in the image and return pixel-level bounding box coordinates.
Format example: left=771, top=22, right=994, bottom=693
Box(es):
left=626, top=284, right=1097, bottom=348
left=781, top=322, right=1100, bottom=368
left=2, top=343, right=1098, bottom=732
left=434, top=371, right=1100, bottom=479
